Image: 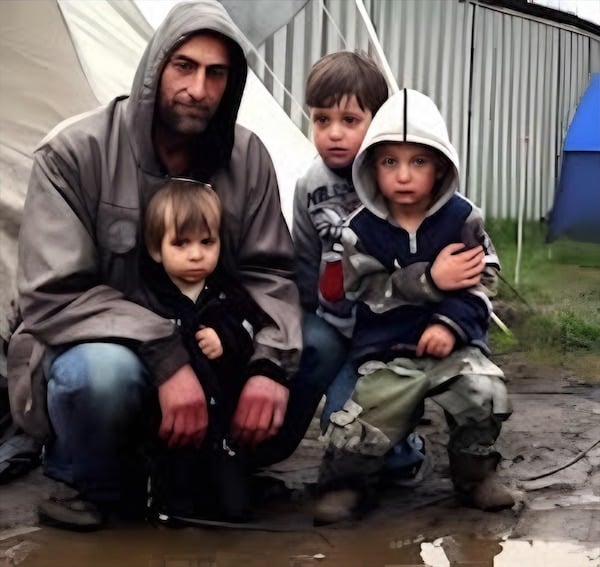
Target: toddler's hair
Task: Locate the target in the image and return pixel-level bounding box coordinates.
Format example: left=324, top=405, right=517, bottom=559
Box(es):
left=145, top=179, right=222, bottom=255
left=305, top=51, right=389, bottom=115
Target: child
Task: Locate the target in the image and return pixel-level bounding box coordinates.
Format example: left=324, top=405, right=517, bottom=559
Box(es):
left=314, top=89, right=513, bottom=524
left=293, top=52, right=486, bottom=480
left=293, top=51, right=389, bottom=425
left=143, top=179, right=267, bottom=523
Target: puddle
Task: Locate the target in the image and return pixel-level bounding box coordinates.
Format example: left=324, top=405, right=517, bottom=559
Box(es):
left=421, top=537, right=600, bottom=567
left=4, top=527, right=599, bottom=567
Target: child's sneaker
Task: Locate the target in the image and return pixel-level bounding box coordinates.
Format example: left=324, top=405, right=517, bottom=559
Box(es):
left=381, top=433, right=433, bottom=488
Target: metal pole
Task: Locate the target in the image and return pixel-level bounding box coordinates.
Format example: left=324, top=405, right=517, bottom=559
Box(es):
left=354, top=0, right=399, bottom=94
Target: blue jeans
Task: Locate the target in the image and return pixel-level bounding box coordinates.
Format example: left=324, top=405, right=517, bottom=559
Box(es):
left=44, top=343, right=151, bottom=502
left=320, top=359, right=356, bottom=432
left=45, top=314, right=349, bottom=491
left=252, top=313, right=348, bottom=467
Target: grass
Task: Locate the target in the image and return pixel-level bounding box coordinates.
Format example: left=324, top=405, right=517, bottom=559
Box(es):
left=486, top=219, right=600, bottom=383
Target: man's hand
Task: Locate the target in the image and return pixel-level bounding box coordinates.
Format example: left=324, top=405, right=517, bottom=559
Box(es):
left=195, top=326, right=223, bottom=359
left=231, top=375, right=289, bottom=447
left=158, top=364, right=208, bottom=448
left=430, top=243, right=484, bottom=290
left=416, top=324, right=456, bottom=358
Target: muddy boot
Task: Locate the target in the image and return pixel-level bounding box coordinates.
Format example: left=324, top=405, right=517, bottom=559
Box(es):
left=313, top=448, right=381, bottom=526
left=313, top=477, right=379, bottom=526
left=470, top=474, right=516, bottom=511
left=450, top=453, right=515, bottom=512
left=313, top=486, right=364, bottom=526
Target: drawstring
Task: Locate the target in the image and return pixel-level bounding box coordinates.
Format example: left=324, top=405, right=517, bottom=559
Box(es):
left=403, top=88, right=407, bottom=142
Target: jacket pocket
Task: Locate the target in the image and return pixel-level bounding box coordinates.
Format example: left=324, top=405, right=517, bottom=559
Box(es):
left=96, top=202, right=140, bottom=294
left=96, top=202, right=139, bottom=254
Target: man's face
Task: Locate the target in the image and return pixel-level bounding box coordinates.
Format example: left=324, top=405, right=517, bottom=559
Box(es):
left=157, top=33, right=230, bottom=136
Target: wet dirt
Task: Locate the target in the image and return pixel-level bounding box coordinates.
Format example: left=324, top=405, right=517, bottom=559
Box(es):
left=1, top=352, right=599, bottom=566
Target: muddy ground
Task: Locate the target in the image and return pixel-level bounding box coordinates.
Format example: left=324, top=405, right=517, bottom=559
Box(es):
left=0, top=352, right=599, bottom=566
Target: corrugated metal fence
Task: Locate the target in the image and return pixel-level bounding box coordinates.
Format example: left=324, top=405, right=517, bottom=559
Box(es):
left=247, top=0, right=600, bottom=220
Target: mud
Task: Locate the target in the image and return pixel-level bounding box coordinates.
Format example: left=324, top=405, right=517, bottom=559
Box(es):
left=0, top=353, right=599, bottom=566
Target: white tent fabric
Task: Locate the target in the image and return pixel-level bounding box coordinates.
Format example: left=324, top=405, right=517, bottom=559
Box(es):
left=0, top=0, right=315, bottom=344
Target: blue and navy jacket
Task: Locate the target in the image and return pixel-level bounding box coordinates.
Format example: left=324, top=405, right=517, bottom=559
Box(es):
left=343, top=89, right=499, bottom=364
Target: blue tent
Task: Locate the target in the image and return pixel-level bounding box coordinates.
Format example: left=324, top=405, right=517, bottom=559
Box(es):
left=548, top=73, right=600, bottom=242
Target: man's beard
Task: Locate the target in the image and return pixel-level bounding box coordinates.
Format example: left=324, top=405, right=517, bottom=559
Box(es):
left=158, top=101, right=211, bottom=136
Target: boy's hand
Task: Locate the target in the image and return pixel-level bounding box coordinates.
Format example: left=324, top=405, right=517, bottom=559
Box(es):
left=416, top=324, right=456, bottom=358
left=195, top=326, right=223, bottom=359
left=430, top=243, right=484, bottom=290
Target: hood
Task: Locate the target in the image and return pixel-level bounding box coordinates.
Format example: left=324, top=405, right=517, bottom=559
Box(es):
left=126, top=0, right=248, bottom=178
left=352, top=88, right=460, bottom=221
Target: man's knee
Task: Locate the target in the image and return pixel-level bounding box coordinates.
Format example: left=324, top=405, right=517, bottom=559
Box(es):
left=48, top=342, right=147, bottom=403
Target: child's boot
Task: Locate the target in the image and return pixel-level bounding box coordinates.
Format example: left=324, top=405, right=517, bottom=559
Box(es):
left=313, top=447, right=382, bottom=525
left=450, top=452, right=515, bottom=511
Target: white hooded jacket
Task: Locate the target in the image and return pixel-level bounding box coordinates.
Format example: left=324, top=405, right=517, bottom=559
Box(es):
left=341, top=89, right=499, bottom=362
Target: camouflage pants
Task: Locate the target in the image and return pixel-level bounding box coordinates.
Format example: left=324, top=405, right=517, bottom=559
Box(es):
left=320, top=347, right=511, bottom=488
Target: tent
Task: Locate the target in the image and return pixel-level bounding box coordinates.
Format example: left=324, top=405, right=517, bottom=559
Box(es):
left=547, top=73, right=600, bottom=243
left=0, top=0, right=315, bottom=345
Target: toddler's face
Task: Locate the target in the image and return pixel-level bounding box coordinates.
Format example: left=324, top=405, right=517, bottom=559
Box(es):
left=157, top=224, right=220, bottom=289
left=310, top=94, right=372, bottom=169
left=372, top=143, right=443, bottom=215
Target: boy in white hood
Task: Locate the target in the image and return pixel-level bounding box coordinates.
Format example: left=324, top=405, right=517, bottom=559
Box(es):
left=314, top=89, right=514, bottom=525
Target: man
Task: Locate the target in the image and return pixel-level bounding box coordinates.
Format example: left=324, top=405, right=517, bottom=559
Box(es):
left=8, top=0, right=302, bottom=530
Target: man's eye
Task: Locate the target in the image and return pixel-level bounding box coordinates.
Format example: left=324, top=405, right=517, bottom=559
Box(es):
left=208, top=67, right=228, bottom=77
left=173, top=60, right=192, bottom=71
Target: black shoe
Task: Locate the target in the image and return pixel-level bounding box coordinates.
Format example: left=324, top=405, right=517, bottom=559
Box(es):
left=147, top=447, right=199, bottom=525
left=148, top=441, right=252, bottom=525
left=38, top=494, right=105, bottom=531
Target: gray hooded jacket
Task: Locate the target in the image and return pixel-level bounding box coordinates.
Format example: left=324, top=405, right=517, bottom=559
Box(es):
left=8, top=0, right=302, bottom=440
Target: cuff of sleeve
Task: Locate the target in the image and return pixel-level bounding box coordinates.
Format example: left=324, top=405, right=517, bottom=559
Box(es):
left=136, top=333, right=191, bottom=386
left=425, top=265, right=443, bottom=294
left=431, top=314, right=468, bottom=344
left=246, top=359, right=289, bottom=388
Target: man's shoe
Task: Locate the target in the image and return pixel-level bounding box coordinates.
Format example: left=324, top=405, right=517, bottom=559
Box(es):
left=38, top=494, right=105, bottom=531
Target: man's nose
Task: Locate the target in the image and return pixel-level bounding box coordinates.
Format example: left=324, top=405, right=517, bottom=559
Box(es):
left=186, top=70, right=206, bottom=100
